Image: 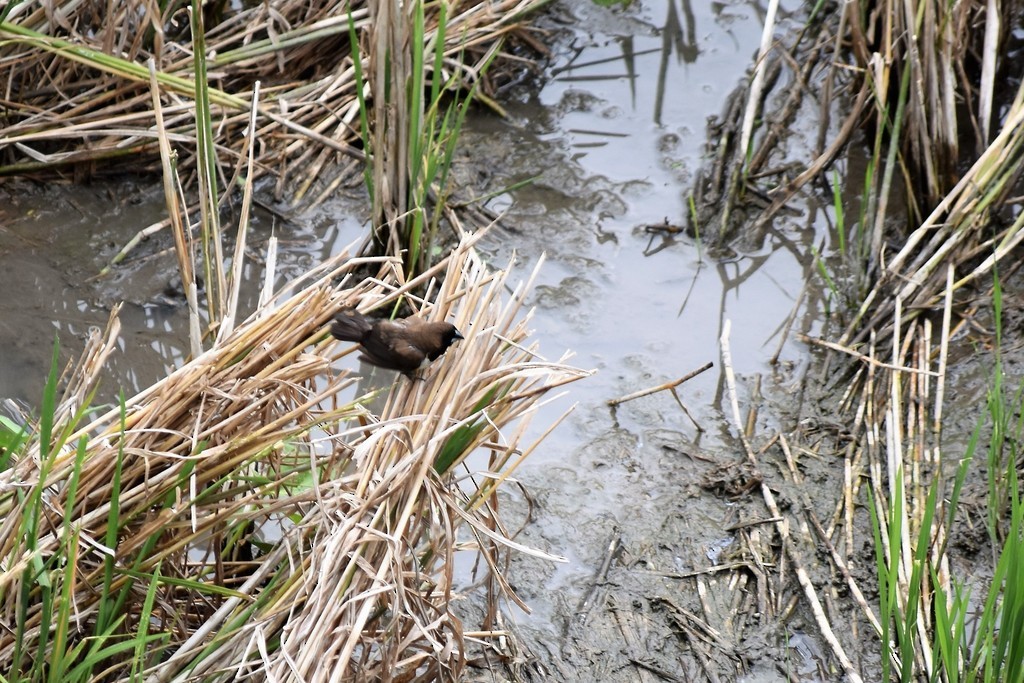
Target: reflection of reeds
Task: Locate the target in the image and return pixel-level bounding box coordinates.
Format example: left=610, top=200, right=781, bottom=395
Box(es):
left=0, top=237, right=587, bottom=680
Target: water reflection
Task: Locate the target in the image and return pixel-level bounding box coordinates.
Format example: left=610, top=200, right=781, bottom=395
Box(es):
left=0, top=180, right=368, bottom=406
left=454, top=4, right=834, bottom=671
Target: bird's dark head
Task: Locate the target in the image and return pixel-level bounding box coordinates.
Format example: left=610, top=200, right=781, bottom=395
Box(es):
left=415, top=321, right=464, bottom=364
left=442, top=324, right=464, bottom=349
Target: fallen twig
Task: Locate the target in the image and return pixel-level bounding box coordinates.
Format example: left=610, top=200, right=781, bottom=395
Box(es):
left=607, top=362, right=714, bottom=406
left=799, top=333, right=940, bottom=377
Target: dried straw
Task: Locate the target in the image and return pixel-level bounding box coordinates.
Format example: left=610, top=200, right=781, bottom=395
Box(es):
left=0, top=236, right=588, bottom=680
left=0, top=0, right=542, bottom=197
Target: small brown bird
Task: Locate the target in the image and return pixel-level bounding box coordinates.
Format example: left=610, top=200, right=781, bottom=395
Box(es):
left=330, top=309, right=464, bottom=375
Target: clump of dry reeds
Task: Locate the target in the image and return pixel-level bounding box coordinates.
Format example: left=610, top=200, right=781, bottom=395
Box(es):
left=691, top=0, right=1008, bottom=252
left=0, top=235, right=587, bottom=680
left=821, top=76, right=1024, bottom=363
left=795, top=78, right=1024, bottom=682
left=0, top=0, right=540, bottom=201
left=704, top=0, right=1024, bottom=373
left=694, top=2, right=1024, bottom=678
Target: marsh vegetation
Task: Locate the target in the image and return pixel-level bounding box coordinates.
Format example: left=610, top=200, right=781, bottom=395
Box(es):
left=1, top=0, right=1024, bottom=680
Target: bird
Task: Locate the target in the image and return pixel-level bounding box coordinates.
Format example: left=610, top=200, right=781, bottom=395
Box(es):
left=330, top=309, right=464, bottom=375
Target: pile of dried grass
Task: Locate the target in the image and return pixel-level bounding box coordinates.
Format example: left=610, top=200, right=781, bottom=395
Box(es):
left=0, top=235, right=587, bottom=680
left=0, top=0, right=541, bottom=198
left=691, top=0, right=1007, bottom=248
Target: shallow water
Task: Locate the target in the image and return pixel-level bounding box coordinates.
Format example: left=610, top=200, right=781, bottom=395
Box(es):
left=462, top=2, right=835, bottom=673
left=0, top=0, right=839, bottom=678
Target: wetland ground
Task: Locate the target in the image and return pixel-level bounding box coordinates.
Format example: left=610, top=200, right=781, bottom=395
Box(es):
left=0, top=0, right=1012, bottom=679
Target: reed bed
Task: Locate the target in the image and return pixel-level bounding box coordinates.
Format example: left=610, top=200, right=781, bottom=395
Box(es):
left=720, top=277, right=960, bottom=681
left=792, top=269, right=1024, bottom=680
left=0, top=0, right=540, bottom=201
left=0, top=236, right=587, bottom=680
left=719, top=225, right=1023, bottom=678
left=836, top=0, right=1015, bottom=285
left=837, top=79, right=1024, bottom=352
left=802, top=1, right=1024, bottom=676
left=691, top=0, right=1006, bottom=254
left=694, top=0, right=1024, bottom=678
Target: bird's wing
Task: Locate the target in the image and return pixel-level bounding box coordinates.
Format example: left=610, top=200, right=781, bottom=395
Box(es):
left=363, top=322, right=428, bottom=372
left=330, top=309, right=372, bottom=342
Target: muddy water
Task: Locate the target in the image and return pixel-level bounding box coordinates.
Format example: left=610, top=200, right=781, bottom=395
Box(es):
left=466, top=2, right=840, bottom=679
left=0, top=0, right=840, bottom=679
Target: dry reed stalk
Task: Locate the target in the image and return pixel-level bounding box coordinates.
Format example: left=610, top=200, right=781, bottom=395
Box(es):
left=817, top=268, right=956, bottom=678
left=720, top=320, right=864, bottom=683
left=0, top=236, right=587, bottom=680
left=839, top=77, right=1024, bottom=351
left=738, top=0, right=780, bottom=165
left=0, top=0, right=543, bottom=193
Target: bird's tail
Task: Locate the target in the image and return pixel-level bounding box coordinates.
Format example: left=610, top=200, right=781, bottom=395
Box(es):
left=330, top=310, right=372, bottom=342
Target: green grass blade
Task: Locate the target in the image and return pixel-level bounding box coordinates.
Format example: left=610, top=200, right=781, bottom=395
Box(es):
left=190, top=0, right=223, bottom=325
left=348, top=10, right=374, bottom=200
left=38, top=337, right=60, bottom=460
left=0, top=416, right=29, bottom=472
left=131, top=563, right=165, bottom=679
left=867, top=486, right=893, bottom=682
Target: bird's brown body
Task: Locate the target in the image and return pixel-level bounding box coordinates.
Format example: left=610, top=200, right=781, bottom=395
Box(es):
left=330, top=310, right=464, bottom=374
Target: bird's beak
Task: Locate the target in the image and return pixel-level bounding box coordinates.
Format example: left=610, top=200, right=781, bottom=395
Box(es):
left=454, top=329, right=465, bottom=340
